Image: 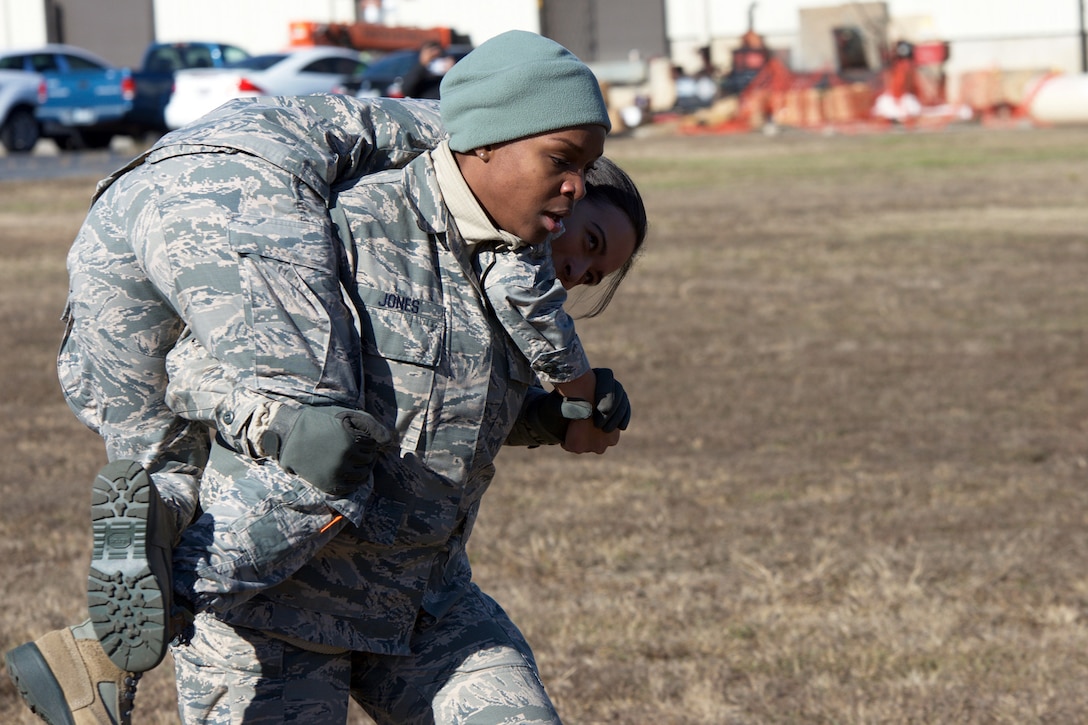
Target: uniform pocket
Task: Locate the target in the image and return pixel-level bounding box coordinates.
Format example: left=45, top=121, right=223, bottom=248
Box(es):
left=226, top=215, right=359, bottom=401
left=56, top=304, right=100, bottom=430
left=353, top=284, right=444, bottom=455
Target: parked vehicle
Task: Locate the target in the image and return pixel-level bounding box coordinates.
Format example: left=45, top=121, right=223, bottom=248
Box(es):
left=128, top=41, right=251, bottom=135
left=0, top=69, right=42, bottom=152
left=164, top=46, right=366, bottom=130
left=337, top=45, right=472, bottom=99
left=0, top=44, right=135, bottom=150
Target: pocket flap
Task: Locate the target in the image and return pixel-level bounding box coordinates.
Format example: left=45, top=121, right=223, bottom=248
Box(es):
left=228, top=215, right=332, bottom=270
left=356, top=286, right=444, bottom=367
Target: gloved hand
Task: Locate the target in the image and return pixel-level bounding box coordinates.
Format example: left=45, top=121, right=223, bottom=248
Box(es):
left=527, top=367, right=633, bottom=443
left=590, top=367, right=632, bottom=433
left=259, top=404, right=392, bottom=497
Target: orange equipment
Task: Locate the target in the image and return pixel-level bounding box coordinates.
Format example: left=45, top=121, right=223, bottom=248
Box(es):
left=884, top=40, right=949, bottom=106
left=289, top=21, right=464, bottom=53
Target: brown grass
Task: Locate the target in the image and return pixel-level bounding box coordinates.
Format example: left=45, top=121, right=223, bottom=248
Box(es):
left=3, top=123, right=1088, bottom=723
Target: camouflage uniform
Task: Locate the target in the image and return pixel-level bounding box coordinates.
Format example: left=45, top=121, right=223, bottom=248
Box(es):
left=62, top=91, right=577, bottom=721
left=59, top=94, right=444, bottom=540
left=173, top=586, right=559, bottom=724
left=153, top=142, right=590, bottom=611
left=428, top=140, right=591, bottom=387
left=62, top=94, right=582, bottom=597
left=168, top=147, right=565, bottom=722
left=478, top=239, right=590, bottom=384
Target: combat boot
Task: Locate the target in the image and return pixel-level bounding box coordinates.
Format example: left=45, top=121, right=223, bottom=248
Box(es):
left=5, top=622, right=140, bottom=725
left=87, top=459, right=176, bottom=673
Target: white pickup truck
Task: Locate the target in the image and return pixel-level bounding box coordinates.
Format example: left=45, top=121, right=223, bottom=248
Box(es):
left=0, top=69, right=42, bottom=153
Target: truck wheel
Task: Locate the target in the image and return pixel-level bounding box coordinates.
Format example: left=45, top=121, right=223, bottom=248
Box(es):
left=0, top=107, right=41, bottom=153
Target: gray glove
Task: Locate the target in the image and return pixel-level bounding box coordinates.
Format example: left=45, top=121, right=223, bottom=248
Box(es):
left=526, top=367, right=633, bottom=443
left=259, top=405, right=392, bottom=497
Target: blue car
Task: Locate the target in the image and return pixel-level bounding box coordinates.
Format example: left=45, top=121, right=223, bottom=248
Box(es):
left=0, top=44, right=135, bottom=149
left=0, top=68, right=42, bottom=152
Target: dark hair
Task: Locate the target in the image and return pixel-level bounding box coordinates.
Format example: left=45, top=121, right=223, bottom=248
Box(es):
left=575, top=156, right=648, bottom=317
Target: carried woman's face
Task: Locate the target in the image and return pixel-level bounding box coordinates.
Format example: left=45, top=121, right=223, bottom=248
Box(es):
left=550, top=196, right=636, bottom=290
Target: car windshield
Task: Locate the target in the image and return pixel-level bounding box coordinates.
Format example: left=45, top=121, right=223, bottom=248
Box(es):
left=147, top=44, right=251, bottom=71
left=228, top=54, right=287, bottom=70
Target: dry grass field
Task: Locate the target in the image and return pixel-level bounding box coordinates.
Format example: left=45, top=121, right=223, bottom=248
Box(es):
left=2, top=122, right=1088, bottom=724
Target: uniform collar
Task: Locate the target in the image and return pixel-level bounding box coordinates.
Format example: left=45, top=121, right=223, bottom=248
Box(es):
left=431, top=140, right=524, bottom=249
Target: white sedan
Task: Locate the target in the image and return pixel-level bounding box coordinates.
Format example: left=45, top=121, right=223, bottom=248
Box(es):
left=164, top=46, right=366, bottom=130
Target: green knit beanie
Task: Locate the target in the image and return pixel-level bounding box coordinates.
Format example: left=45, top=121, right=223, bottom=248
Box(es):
left=440, top=30, right=611, bottom=152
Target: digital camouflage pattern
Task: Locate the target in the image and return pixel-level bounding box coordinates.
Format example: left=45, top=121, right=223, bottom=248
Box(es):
left=159, top=134, right=580, bottom=622
left=477, top=239, right=590, bottom=385
left=431, top=139, right=591, bottom=387
left=175, top=585, right=561, bottom=724
left=59, top=95, right=445, bottom=536
left=62, top=93, right=571, bottom=721
left=168, top=147, right=565, bottom=721
left=173, top=612, right=353, bottom=723
left=176, top=148, right=543, bottom=650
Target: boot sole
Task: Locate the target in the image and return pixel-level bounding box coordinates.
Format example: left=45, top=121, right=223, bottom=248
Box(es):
left=87, top=460, right=171, bottom=672
left=5, top=642, right=76, bottom=725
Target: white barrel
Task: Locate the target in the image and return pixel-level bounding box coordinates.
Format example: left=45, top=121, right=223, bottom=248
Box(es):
left=1028, top=74, right=1088, bottom=124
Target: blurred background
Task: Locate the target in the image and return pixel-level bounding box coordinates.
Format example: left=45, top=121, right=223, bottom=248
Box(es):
left=1, top=0, right=1088, bottom=156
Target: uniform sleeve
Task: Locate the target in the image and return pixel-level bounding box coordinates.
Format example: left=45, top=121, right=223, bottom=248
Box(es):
left=164, top=331, right=276, bottom=458
left=144, top=95, right=447, bottom=451
left=504, top=386, right=563, bottom=447
left=477, top=243, right=591, bottom=385
left=148, top=94, right=446, bottom=202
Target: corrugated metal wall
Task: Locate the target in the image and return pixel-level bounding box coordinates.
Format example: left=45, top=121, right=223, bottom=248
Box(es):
left=540, top=0, right=667, bottom=62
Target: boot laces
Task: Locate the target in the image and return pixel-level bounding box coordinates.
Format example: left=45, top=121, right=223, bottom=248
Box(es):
left=121, top=672, right=142, bottom=721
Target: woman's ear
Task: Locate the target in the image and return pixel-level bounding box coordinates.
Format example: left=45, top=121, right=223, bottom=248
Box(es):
left=475, top=146, right=492, bottom=162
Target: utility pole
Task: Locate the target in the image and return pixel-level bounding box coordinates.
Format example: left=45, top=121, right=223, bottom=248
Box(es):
left=704, top=0, right=713, bottom=46
left=1080, top=0, right=1087, bottom=72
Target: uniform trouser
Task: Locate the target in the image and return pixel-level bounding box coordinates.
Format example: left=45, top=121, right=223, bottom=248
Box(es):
left=59, top=151, right=362, bottom=607
left=172, top=584, right=563, bottom=725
